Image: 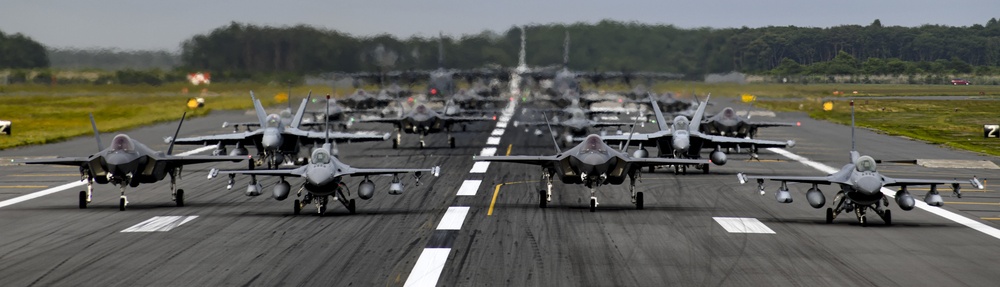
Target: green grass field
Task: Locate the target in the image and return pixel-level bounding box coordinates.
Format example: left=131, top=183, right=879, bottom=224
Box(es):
left=0, top=83, right=358, bottom=150
left=3, top=82, right=1000, bottom=157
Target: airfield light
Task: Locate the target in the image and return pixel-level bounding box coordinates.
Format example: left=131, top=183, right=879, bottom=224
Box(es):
left=797, top=122, right=801, bottom=126
left=493, top=115, right=497, bottom=121
left=430, top=88, right=438, bottom=95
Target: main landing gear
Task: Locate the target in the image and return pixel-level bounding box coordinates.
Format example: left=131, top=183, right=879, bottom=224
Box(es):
left=827, top=191, right=892, bottom=226
left=293, top=183, right=356, bottom=216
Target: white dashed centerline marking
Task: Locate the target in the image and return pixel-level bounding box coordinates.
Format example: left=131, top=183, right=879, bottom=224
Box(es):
left=470, top=162, right=490, bottom=173
left=767, top=147, right=1000, bottom=240
left=436, top=206, right=471, bottom=230
left=121, top=216, right=199, bottom=232
left=404, top=248, right=451, bottom=287
left=486, top=137, right=501, bottom=145
left=491, top=129, right=505, bottom=136
left=456, top=180, right=482, bottom=196
left=479, top=147, right=497, bottom=156
left=0, top=145, right=218, bottom=209
left=713, top=217, right=775, bottom=234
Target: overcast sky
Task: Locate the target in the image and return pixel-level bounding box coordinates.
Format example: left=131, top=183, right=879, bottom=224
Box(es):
left=1, top=0, right=997, bottom=51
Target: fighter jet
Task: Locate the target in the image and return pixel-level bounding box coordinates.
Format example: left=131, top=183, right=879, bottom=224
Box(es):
left=700, top=106, right=799, bottom=138
left=338, top=89, right=397, bottom=110
left=737, top=101, right=982, bottom=226
left=357, top=101, right=494, bottom=149
left=593, top=94, right=795, bottom=174
left=473, top=122, right=708, bottom=211
left=15, top=113, right=246, bottom=210
left=171, top=92, right=389, bottom=168
left=515, top=108, right=631, bottom=147
left=209, top=100, right=440, bottom=215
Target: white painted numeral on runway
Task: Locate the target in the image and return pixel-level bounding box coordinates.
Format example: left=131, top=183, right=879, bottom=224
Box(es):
left=713, top=217, right=775, bottom=234
left=486, top=137, right=501, bottom=145
left=404, top=248, right=451, bottom=287
left=121, top=216, right=199, bottom=232
left=456, top=180, right=482, bottom=196
left=479, top=147, right=497, bottom=156
left=436, top=206, right=470, bottom=230
left=470, top=162, right=490, bottom=173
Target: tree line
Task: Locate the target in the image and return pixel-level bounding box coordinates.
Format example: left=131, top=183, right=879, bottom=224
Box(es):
left=0, top=30, right=48, bottom=69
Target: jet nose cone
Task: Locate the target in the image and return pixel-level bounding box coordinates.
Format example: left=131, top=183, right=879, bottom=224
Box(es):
left=856, top=176, right=883, bottom=195
left=672, top=136, right=689, bottom=152
left=306, top=168, right=334, bottom=186
left=262, top=134, right=281, bottom=149
left=578, top=153, right=606, bottom=166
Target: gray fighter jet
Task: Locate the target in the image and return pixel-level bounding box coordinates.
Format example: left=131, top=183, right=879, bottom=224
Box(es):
left=474, top=122, right=708, bottom=211
left=171, top=92, right=389, bottom=168
left=593, top=94, right=795, bottom=174
left=358, top=102, right=494, bottom=149
left=738, top=100, right=982, bottom=226
left=15, top=113, right=246, bottom=210
left=209, top=101, right=440, bottom=215
left=700, top=106, right=799, bottom=138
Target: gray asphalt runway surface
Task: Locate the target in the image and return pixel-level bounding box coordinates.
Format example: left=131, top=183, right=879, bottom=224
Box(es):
left=2, top=95, right=1000, bottom=286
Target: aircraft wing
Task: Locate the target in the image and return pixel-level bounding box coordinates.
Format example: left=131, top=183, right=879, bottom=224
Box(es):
left=590, top=121, right=631, bottom=128
left=882, top=176, right=983, bottom=189
left=473, top=155, right=561, bottom=166
left=692, top=132, right=795, bottom=149
left=737, top=173, right=837, bottom=185
left=158, top=155, right=246, bottom=166
left=584, top=131, right=668, bottom=147
left=215, top=166, right=308, bottom=177
left=356, top=117, right=404, bottom=124
left=339, top=166, right=441, bottom=178
left=626, top=157, right=709, bottom=168
left=15, top=157, right=92, bottom=166
left=446, top=116, right=494, bottom=124
left=750, top=121, right=799, bottom=128
left=296, top=130, right=390, bottom=145
left=172, top=130, right=263, bottom=146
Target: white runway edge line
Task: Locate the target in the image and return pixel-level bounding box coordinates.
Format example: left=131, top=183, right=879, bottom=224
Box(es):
left=0, top=145, right=218, bottom=209
left=713, top=217, right=776, bottom=234
left=767, top=147, right=1000, bottom=240
left=121, top=216, right=199, bottom=232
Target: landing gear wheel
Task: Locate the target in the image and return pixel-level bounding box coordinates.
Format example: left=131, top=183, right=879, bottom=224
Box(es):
left=825, top=207, right=834, bottom=224
left=859, top=215, right=867, bottom=227
left=293, top=199, right=301, bottom=215
left=648, top=166, right=654, bottom=173
left=681, top=165, right=687, bottom=175
left=462, top=124, right=467, bottom=132
left=449, top=137, right=456, bottom=148
left=635, top=192, right=644, bottom=210
left=392, top=139, right=399, bottom=149
left=175, top=189, right=185, bottom=207
left=589, top=198, right=597, bottom=212
left=348, top=199, right=357, bottom=214
left=674, top=165, right=680, bottom=174
left=419, top=140, right=425, bottom=149
left=318, top=205, right=327, bottom=216
left=119, top=198, right=127, bottom=211
left=702, top=164, right=710, bottom=174
left=78, top=191, right=87, bottom=209
left=883, top=210, right=892, bottom=226
left=538, top=190, right=547, bottom=208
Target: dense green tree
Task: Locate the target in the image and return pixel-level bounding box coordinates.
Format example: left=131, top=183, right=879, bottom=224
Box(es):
left=0, top=30, right=49, bottom=69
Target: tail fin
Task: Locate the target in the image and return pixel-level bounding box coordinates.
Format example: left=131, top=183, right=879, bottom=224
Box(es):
left=438, top=32, right=445, bottom=69
left=167, top=112, right=187, bottom=155
left=89, top=113, right=103, bottom=152
left=648, top=94, right=669, bottom=131
left=542, top=112, right=562, bottom=153
left=562, top=31, right=570, bottom=69
left=621, top=116, right=640, bottom=153
left=290, top=91, right=312, bottom=129
left=251, top=91, right=267, bottom=127
left=689, top=93, right=710, bottom=132
left=850, top=100, right=859, bottom=162
left=518, top=26, right=527, bottom=72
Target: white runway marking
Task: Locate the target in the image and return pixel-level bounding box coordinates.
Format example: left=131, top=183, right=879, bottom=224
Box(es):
left=469, top=162, right=490, bottom=173
left=479, top=147, right=497, bottom=156
left=491, top=128, right=505, bottom=136
left=713, top=217, right=776, bottom=234
left=456, top=180, right=482, bottom=196
left=121, top=216, right=199, bottom=232
left=486, top=137, right=502, bottom=145
left=405, top=248, right=451, bottom=287
left=0, top=145, right=217, bottom=209
left=436, top=206, right=470, bottom=230
left=768, top=147, right=1000, bottom=240
left=495, top=121, right=509, bottom=129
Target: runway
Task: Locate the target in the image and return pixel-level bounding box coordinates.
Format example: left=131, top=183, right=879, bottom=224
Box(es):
left=2, top=96, right=1000, bottom=286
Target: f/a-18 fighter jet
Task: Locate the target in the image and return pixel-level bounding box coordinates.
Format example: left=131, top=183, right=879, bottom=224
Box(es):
left=738, top=101, right=982, bottom=226
left=15, top=113, right=246, bottom=210
left=171, top=92, right=389, bottom=168
left=209, top=102, right=440, bottom=215
left=358, top=101, right=494, bottom=149
left=590, top=94, right=795, bottom=174
left=474, top=119, right=707, bottom=212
